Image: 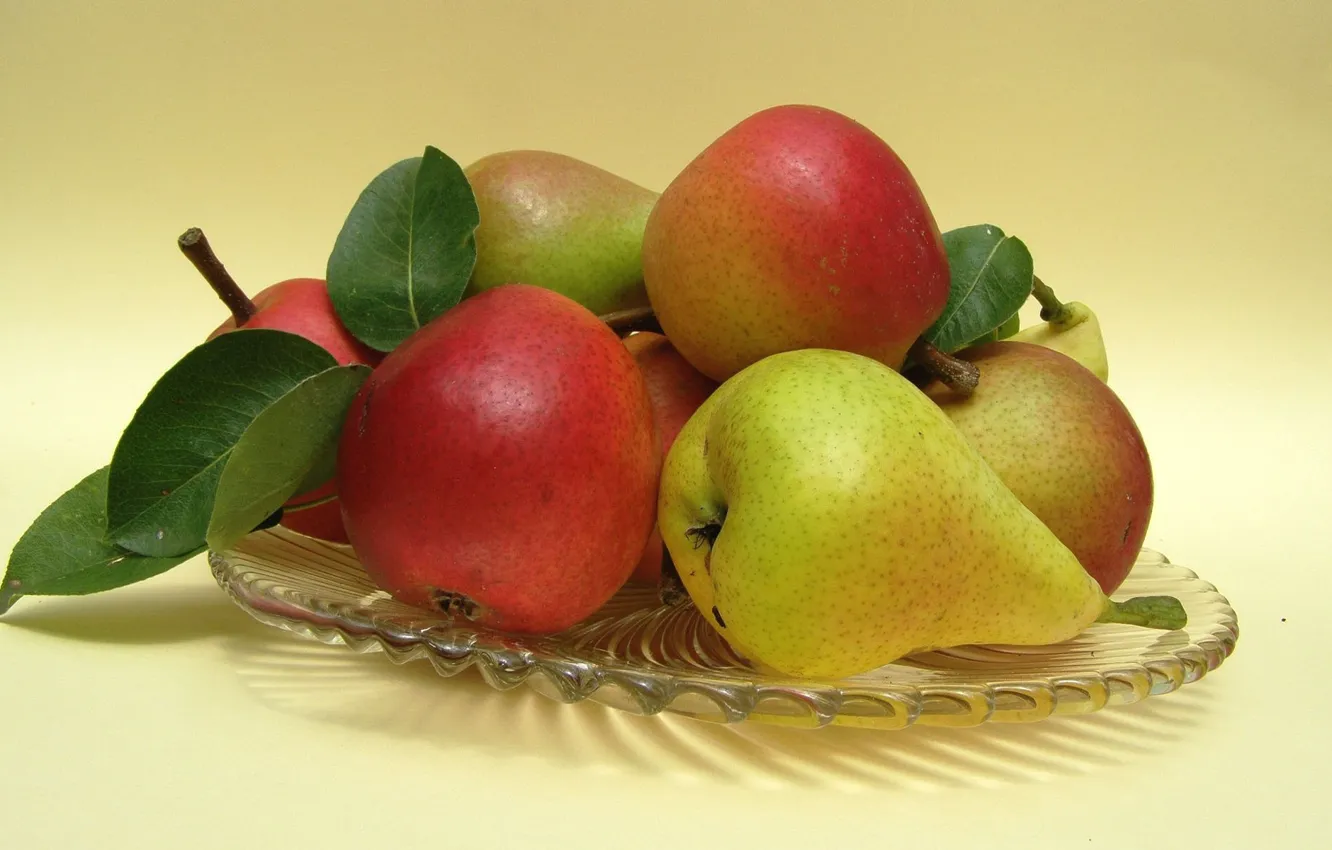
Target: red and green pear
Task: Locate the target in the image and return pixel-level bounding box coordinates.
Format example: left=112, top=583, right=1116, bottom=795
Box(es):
left=464, top=151, right=659, bottom=315
left=642, top=104, right=951, bottom=382
left=926, top=341, right=1152, bottom=594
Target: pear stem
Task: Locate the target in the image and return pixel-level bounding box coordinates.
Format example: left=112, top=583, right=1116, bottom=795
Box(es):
left=1031, top=276, right=1072, bottom=324
left=178, top=227, right=258, bottom=326
left=598, top=305, right=663, bottom=337
left=906, top=338, right=980, bottom=395
left=1096, top=595, right=1188, bottom=630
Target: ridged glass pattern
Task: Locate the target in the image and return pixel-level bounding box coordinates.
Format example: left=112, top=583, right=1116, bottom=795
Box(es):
left=210, top=527, right=1238, bottom=729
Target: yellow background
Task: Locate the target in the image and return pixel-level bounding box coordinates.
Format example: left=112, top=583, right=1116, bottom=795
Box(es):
left=2, top=1, right=1328, bottom=846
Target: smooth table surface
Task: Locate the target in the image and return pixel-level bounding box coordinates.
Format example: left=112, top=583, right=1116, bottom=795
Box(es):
left=2, top=2, right=1329, bottom=847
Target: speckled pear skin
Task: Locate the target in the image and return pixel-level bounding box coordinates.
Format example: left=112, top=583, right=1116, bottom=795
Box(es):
left=463, top=151, right=658, bottom=315
left=641, top=104, right=951, bottom=383
left=657, top=348, right=1107, bottom=680
left=927, top=341, right=1151, bottom=595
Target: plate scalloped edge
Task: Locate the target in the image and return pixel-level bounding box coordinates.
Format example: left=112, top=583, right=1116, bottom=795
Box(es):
left=208, top=528, right=1239, bottom=730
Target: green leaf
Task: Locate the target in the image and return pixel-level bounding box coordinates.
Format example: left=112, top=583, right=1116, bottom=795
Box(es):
left=962, top=309, right=1022, bottom=349
left=924, top=224, right=1034, bottom=354
left=105, top=329, right=337, bottom=557
left=206, top=364, right=370, bottom=551
left=1, top=468, right=203, bottom=615
left=327, top=145, right=480, bottom=352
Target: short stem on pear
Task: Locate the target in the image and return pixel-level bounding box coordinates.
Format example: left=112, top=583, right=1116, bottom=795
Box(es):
left=906, top=338, right=980, bottom=395
left=1096, top=595, right=1188, bottom=631
left=598, top=305, right=663, bottom=337
left=1031, top=276, right=1072, bottom=324
left=178, top=227, right=259, bottom=326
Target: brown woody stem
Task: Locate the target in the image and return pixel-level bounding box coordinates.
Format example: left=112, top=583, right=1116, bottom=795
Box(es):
left=178, top=227, right=258, bottom=326
left=598, top=306, right=662, bottom=337
left=907, top=338, right=980, bottom=394
left=1031, top=276, right=1071, bottom=324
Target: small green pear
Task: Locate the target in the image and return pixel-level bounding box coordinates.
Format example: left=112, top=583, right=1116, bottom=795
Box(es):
left=1010, top=278, right=1108, bottom=380
left=657, top=348, right=1184, bottom=680
left=463, top=150, right=659, bottom=315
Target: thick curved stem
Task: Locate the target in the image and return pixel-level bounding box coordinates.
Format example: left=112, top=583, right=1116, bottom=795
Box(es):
left=178, top=228, right=258, bottom=326
left=907, top=338, right=980, bottom=395
left=1031, top=276, right=1072, bottom=324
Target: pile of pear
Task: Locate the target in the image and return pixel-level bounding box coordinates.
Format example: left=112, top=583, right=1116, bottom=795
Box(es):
left=321, top=105, right=1183, bottom=682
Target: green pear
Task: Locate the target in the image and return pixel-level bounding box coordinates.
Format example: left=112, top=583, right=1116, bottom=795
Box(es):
left=926, top=341, right=1151, bottom=595
left=463, top=150, right=658, bottom=315
left=657, top=348, right=1184, bottom=680
left=1010, top=278, right=1108, bottom=380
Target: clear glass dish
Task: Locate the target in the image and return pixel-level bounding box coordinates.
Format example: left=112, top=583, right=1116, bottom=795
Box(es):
left=209, top=527, right=1238, bottom=730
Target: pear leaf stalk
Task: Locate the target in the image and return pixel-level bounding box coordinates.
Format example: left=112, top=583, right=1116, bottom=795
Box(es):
left=1097, top=595, right=1188, bottom=630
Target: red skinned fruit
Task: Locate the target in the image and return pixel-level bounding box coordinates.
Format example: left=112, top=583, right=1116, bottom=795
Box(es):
left=642, top=104, right=951, bottom=382
left=181, top=229, right=382, bottom=543
left=622, top=332, right=718, bottom=585
left=337, top=284, right=660, bottom=634
left=927, top=341, right=1153, bottom=595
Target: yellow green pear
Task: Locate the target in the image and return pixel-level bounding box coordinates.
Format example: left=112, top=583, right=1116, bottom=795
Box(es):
left=657, top=348, right=1184, bottom=680
left=463, top=150, right=658, bottom=315
left=1009, top=278, right=1109, bottom=380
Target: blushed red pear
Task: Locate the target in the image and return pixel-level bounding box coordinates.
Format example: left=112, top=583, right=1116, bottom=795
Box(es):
left=622, top=332, right=718, bottom=584
left=642, top=104, right=951, bottom=381
left=336, top=284, right=660, bottom=634
left=184, top=225, right=384, bottom=545
left=927, top=341, right=1153, bottom=594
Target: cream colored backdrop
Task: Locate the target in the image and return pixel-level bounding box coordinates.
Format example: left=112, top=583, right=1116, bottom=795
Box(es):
left=2, top=2, right=1329, bottom=847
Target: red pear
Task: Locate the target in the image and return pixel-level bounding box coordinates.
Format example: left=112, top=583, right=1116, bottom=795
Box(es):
left=207, top=276, right=382, bottom=367
left=642, top=104, right=951, bottom=382
left=622, top=332, right=718, bottom=584
left=927, top=341, right=1153, bottom=594
left=336, top=284, right=659, bottom=634
left=180, top=229, right=382, bottom=543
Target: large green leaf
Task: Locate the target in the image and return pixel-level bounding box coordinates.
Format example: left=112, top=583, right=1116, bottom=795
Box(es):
left=924, top=224, right=1034, bottom=354
left=206, top=364, right=370, bottom=551
left=105, top=329, right=337, bottom=557
left=1, top=468, right=203, bottom=615
left=326, top=145, right=480, bottom=352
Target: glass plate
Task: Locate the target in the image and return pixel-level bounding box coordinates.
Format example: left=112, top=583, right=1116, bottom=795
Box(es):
left=209, top=527, right=1239, bottom=730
